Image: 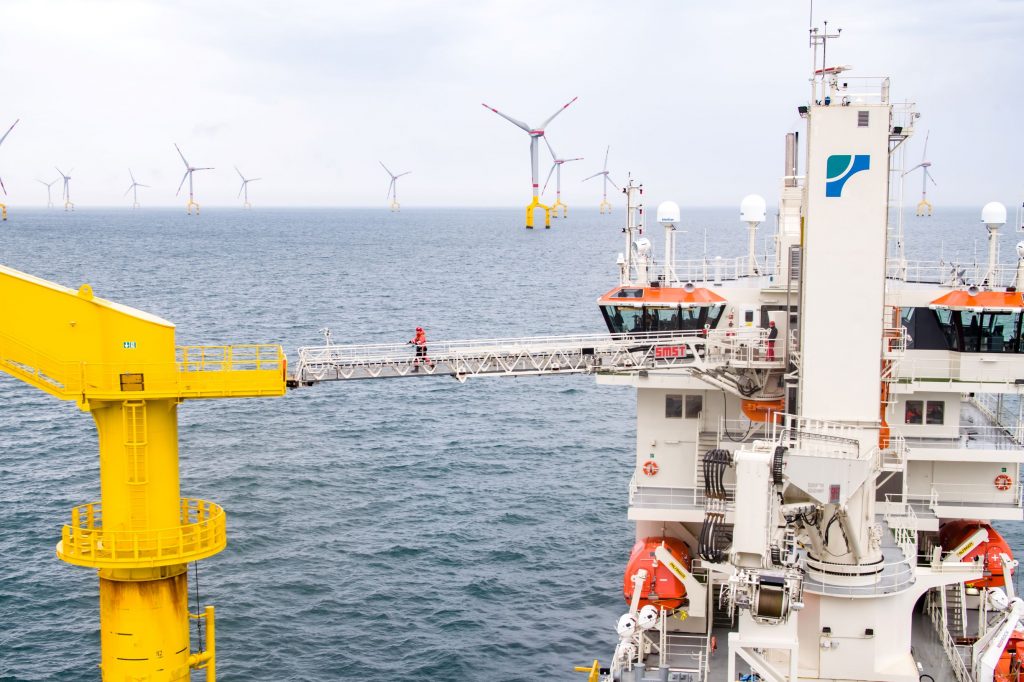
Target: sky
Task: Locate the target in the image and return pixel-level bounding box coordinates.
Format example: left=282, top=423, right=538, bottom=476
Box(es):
left=1, top=0, right=1021, bottom=208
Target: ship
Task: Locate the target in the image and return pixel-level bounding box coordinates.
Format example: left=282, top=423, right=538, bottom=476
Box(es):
left=1, top=25, right=1021, bottom=682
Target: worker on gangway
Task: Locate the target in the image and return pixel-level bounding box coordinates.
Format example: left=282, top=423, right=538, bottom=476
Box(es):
left=408, top=326, right=433, bottom=371
left=766, top=320, right=778, bottom=360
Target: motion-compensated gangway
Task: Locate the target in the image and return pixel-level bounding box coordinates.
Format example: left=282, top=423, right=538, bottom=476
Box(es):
left=292, top=329, right=783, bottom=385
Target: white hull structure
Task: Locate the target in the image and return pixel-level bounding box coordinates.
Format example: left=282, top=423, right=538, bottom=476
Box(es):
left=293, top=33, right=1023, bottom=682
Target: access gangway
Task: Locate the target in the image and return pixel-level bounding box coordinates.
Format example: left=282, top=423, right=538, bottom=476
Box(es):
left=290, top=329, right=783, bottom=385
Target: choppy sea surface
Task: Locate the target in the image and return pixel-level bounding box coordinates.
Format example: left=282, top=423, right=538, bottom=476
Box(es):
left=0, top=205, right=1020, bottom=681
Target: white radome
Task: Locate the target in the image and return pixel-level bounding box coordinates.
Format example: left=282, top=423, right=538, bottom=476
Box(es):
left=982, top=201, right=1007, bottom=228
left=616, top=613, right=637, bottom=638
left=637, top=604, right=659, bottom=630
left=657, top=200, right=680, bottom=225
left=740, top=194, right=767, bottom=223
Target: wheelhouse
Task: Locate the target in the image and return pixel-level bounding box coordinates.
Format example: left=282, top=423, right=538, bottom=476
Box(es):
left=902, top=290, right=1024, bottom=353
left=598, top=286, right=726, bottom=334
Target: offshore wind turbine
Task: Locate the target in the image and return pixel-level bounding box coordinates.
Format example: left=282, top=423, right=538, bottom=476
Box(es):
left=541, top=136, right=582, bottom=219
left=379, top=161, right=410, bottom=212
left=583, top=145, right=618, bottom=214
left=174, top=143, right=213, bottom=215
left=124, top=169, right=149, bottom=209
left=235, top=166, right=261, bottom=208
left=903, top=130, right=936, bottom=216
left=55, top=167, right=74, bottom=211
left=482, top=96, right=577, bottom=229
left=0, top=119, right=20, bottom=220
left=37, top=178, right=57, bottom=208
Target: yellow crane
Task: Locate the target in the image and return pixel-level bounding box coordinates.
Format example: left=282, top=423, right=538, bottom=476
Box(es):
left=0, top=264, right=285, bottom=680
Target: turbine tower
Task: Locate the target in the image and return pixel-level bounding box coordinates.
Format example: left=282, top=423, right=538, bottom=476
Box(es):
left=379, top=161, right=411, bottom=212
left=0, top=119, right=20, bottom=220
left=174, top=143, right=213, bottom=215
left=124, top=169, right=149, bottom=209
left=903, top=130, right=936, bottom=216
left=37, top=178, right=57, bottom=209
left=583, top=146, right=618, bottom=214
left=55, top=167, right=74, bottom=211
left=541, top=136, right=582, bottom=219
left=482, top=96, right=578, bottom=229
left=235, top=166, right=261, bottom=208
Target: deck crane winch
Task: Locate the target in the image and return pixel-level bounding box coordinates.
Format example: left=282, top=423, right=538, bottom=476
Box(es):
left=0, top=264, right=285, bottom=681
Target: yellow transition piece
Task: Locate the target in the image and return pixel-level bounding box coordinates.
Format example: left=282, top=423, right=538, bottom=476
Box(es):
left=0, top=264, right=285, bottom=680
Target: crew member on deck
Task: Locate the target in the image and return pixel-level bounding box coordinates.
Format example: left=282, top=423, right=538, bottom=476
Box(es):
left=766, top=320, right=778, bottom=360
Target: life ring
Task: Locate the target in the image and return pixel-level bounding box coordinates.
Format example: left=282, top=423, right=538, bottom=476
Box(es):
left=642, top=460, right=659, bottom=477
left=995, top=473, right=1013, bottom=491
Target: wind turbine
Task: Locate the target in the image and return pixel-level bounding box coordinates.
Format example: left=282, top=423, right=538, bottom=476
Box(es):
left=124, top=169, right=149, bottom=209
left=583, top=146, right=618, bottom=214
left=903, top=130, right=936, bottom=216
left=379, top=161, right=411, bottom=212
left=541, top=136, right=582, bottom=219
left=0, top=119, right=20, bottom=220
left=174, top=143, right=213, bottom=215
left=235, top=166, right=261, bottom=208
left=482, top=96, right=578, bottom=229
left=37, top=178, right=57, bottom=208
left=55, top=167, right=74, bottom=211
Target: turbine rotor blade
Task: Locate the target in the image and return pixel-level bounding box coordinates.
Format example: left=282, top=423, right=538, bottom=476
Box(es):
left=582, top=171, right=603, bottom=182
left=606, top=175, right=619, bottom=190
left=379, top=160, right=395, bottom=178
left=174, top=143, right=190, bottom=167
left=538, top=96, right=578, bottom=130
left=565, top=157, right=584, bottom=163
left=0, top=176, right=6, bottom=196
left=238, top=182, right=245, bottom=198
left=124, top=185, right=133, bottom=196
left=542, top=163, right=557, bottom=194
left=396, top=171, right=411, bottom=178
left=235, top=165, right=245, bottom=181
left=129, top=168, right=136, bottom=184
left=176, top=170, right=189, bottom=196
left=481, top=102, right=531, bottom=132
left=543, top=134, right=557, bottom=161
left=0, top=119, right=19, bottom=148
left=922, top=130, right=930, bottom=161
left=604, top=145, right=610, bottom=171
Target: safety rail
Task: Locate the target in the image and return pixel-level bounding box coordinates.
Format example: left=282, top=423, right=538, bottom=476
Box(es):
left=972, top=394, right=1024, bottom=444
left=803, top=556, right=916, bottom=596
left=293, top=330, right=786, bottom=384
left=929, top=481, right=1023, bottom=508
left=646, top=256, right=776, bottom=284
left=769, top=414, right=863, bottom=459
left=0, top=331, right=285, bottom=400
left=56, top=498, right=227, bottom=569
left=926, top=588, right=973, bottom=682
left=891, top=356, right=1024, bottom=388
left=877, top=433, right=907, bottom=470
left=628, top=473, right=736, bottom=511
left=882, top=496, right=919, bottom=561
left=901, top=425, right=1024, bottom=451
left=886, top=259, right=1018, bottom=288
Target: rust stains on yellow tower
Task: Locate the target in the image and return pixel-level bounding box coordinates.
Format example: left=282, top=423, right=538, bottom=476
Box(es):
left=0, top=264, right=285, bottom=680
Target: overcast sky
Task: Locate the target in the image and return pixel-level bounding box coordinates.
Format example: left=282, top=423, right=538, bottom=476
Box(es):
left=1, top=0, right=1021, bottom=208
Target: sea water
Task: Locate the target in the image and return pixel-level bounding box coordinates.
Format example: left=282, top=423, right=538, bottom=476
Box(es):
left=0, top=206, right=1019, bottom=681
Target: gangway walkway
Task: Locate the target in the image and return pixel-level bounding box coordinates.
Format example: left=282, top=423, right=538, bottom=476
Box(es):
left=291, top=329, right=783, bottom=385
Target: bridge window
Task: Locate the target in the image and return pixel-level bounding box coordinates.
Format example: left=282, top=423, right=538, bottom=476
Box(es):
left=685, top=395, right=703, bottom=419
left=960, top=311, right=1022, bottom=353
left=926, top=401, right=944, bottom=425
left=905, top=400, right=923, bottom=425
left=666, top=394, right=683, bottom=419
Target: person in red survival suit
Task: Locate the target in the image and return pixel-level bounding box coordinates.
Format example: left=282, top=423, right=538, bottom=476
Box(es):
left=408, top=326, right=433, bottom=371
left=766, top=320, right=778, bottom=360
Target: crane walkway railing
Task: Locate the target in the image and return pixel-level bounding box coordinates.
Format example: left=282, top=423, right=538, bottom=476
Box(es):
left=292, top=329, right=786, bottom=384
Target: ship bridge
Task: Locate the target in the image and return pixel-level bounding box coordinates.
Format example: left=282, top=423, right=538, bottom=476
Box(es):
left=290, top=329, right=783, bottom=385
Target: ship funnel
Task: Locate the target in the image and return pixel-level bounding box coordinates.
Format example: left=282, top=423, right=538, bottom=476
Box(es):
left=784, top=133, right=798, bottom=188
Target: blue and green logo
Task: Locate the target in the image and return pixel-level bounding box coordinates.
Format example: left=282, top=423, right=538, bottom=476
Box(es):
left=825, top=154, right=870, bottom=197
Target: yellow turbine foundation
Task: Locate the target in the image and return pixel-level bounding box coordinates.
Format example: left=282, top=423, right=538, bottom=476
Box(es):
left=551, top=198, right=568, bottom=219
left=1, top=264, right=284, bottom=679
left=525, top=197, right=552, bottom=229
left=599, top=200, right=612, bottom=214
left=916, top=198, right=933, bottom=216
left=0, top=202, right=6, bottom=220
left=186, top=199, right=200, bottom=215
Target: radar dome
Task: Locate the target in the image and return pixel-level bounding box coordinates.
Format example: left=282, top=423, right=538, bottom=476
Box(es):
left=657, top=201, right=680, bottom=224
left=1016, top=242, right=1024, bottom=260
left=635, top=237, right=652, bottom=257
left=637, top=605, right=659, bottom=630
left=982, top=201, right=1007, bottom=228
left=616, top=613, right=637, bottom=638
left=740, top=194, right=767, bottom=223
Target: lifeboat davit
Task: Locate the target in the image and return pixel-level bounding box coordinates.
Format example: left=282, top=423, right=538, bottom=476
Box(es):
left=622, top=537, right=691, bottom=609
left=939, top=520, right=1014, bottom=588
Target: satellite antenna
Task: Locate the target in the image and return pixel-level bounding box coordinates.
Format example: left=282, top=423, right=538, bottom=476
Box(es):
left=541, top=136, right=582, bottom=219
left=235, top=166, right=261, bottom=209
left=583, top=145, right=618, bottom=214
left=55, top=167, right=74, bottom=211
left=174, top=143, right=213, bottom=215
left=481, top=96, right=578, bottom=228
left=37, top=178, right=58, bottom=209
left=124, top=169, right=149, bottom=209
left=379, top=161, right=411, bottom=212
left=902, top=131, right=936, bottom=216
left=0, top=118, right=20, bottom=220
left=740, top=194, right=767, bottom=276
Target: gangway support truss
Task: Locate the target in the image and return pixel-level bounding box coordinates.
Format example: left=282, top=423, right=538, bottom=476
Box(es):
left=292, top=330, right=784, bottom=386
left=0, top=264, right=285, bottom=680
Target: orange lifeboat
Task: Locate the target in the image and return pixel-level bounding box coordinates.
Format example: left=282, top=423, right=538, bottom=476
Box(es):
left=939, top=520, right=1014, bottom=588
left=741, top=398, right=785, bottom=423
left=622, top=537, right=691, bottom=609
left=996, top=631, right=1024, bottom=682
